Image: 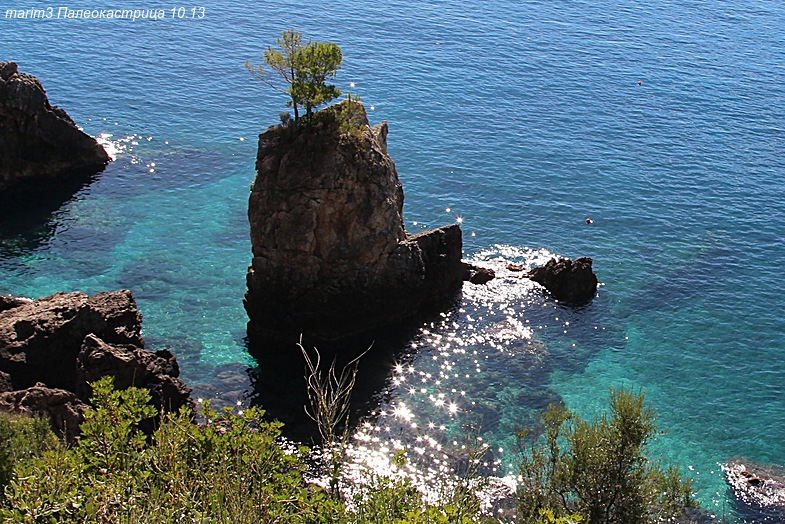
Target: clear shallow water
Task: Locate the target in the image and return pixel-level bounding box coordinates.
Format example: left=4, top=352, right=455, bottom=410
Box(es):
left=3, top=1, right=785, bottom=520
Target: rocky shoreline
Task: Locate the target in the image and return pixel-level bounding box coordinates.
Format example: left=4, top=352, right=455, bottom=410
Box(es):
left=0, top=290, right=192, bottom=440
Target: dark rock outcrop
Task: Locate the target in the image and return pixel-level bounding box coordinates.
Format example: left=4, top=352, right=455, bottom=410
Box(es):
left=724, top=458, right=785, bottom=520
left=0, top=290, right=192, bottom=438
left=527, top=257, right=598, bottom=305
left=0, top=290, right=142, bottom=391
left=0, top=294, right=30, bottom=313
left=0, top=61, right=110, bottom=193
left=245, top=102, right=467, bottom=342
left=465, top=264, right=496, bottom=285
left=0, top=384, right=88, bottom=442
left=77, top=333, right=188, bottom=415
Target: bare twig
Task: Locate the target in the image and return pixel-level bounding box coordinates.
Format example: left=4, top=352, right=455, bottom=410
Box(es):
left=299, top=337, right=370, bottom=498
left=299, top=338, right=369, bottom=445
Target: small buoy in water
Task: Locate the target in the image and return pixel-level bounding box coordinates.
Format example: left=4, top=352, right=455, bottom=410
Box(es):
left=585, top=217, right=593, bottom=224
left=637, top=80, right=642, bottom=86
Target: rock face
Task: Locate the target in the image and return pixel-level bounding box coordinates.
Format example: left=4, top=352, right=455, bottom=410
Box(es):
left=0, top=290, right=192, bottom=438
left=724, top=458, right=785, bottom=520
left=0, top=61, right=110, bottom=193
left=0, top=385, right=88, bottom=443
left=528, top=257, right=598, bottom=305
left=245, top=102, right=467, bottom=342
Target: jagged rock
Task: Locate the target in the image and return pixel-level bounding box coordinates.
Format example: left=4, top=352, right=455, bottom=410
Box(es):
left=245, top=102, right=466, bottom=342
left=0, top=61, right=110, bottom=193
left=464, top=264, right=496, bottom=285
left=723, top=458, right=785, bottom=520
left=0, top=295, right=30, bottom=313
left=77, top=333, right=192, bottom=415
left=527, top=256, right=598, bottom=305
left=0, top=290, right=192, bottom=436
left=0, top=290, right=142, bottom=391
left=0, top=383, right=88, bottom=442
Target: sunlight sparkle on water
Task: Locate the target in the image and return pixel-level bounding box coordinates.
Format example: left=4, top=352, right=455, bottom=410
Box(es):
left=334, top=246, right=595, bottom=510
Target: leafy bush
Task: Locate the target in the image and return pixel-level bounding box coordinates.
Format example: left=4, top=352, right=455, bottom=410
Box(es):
left=0, top=378, right=485, bottom=523
left=0, top=377, right=344, bottom=523
left=0, top=379, right=697, bottom=523
left=515, top=387, right=696, bottom=524
left=0, top=412, right=60, bottom=495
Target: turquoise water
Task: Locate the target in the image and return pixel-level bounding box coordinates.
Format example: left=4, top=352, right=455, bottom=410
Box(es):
left=3, top=1, right=785, bottom=519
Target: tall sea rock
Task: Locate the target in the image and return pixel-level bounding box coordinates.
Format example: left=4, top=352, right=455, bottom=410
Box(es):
left=0, top=61, right=110, bottom=193
left=245, top=102, right=466, bottom=343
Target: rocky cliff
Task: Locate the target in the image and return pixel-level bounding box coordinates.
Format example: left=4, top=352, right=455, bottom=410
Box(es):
left=0, top=61, right=110, bottom=193
left=0, top=290, right=192, bottom=440
left=245, top=102, right=467, bottom=343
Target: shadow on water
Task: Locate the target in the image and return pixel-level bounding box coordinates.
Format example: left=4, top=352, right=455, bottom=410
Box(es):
left=625, top=241, right=737, bottom=316
left=245, top=247, right=620, bottom=452
left=0, top=173, right=99, bottom=258
left=246, top=298, right=463, bottom=445
left=729, top=502, right=785, bottom=523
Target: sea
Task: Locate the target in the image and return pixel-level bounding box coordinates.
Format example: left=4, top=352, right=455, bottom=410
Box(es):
left=2, top=1, right=785, bottom=521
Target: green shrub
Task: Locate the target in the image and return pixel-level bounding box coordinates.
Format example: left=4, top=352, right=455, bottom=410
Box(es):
left=0, top=378, right=344, bottom=523
left=348, top=473, right=491, bottom=524
left=0, top=379, right=697, bottom=523
left=0, top=412, right=60, bottom=496
left=536, top=508, right=584, bottom=523
left=515, top=387, right=695, bottom=524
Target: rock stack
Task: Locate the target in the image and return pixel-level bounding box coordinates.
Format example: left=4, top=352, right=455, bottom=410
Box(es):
left=245, top=102, right=468, bottom=343
left=528, top=256, right=598, bottom=305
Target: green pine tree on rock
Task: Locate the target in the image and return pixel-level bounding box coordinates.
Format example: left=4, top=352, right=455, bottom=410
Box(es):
left=246, top=29, right=343, bottom=122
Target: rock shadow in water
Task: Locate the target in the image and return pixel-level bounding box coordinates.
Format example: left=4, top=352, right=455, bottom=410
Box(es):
left=0, top=174, right=99, bottom=257
left=246, top=296, right=463, bottom=445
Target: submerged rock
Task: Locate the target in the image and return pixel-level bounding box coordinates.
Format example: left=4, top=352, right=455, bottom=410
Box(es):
left=0, top=61, right=110, bottom=193
left=0, top=290, right=192, bottom=438
left=245, top=102, right=467, bottom=343
left=724, top=458, right=785, bottom=520
left=527, top=256, right=598, bottom=305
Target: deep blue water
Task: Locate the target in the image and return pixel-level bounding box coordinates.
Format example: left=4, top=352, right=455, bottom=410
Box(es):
left=3, top=1, right=785, bottom=520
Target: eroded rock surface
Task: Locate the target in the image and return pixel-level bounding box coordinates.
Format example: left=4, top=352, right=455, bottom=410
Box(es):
left=0, top=61, right=110, bottom=193
left=245, top=102, right=467, bottom=342
left=0, top=384, right=88, bottom=442
left=0, top=290, right=191, bottom=438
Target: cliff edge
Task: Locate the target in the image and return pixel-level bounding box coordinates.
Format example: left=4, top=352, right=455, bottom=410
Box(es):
left=245, top=102, right=466, bottom=343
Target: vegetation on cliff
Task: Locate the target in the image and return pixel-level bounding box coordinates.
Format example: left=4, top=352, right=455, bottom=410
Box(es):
left=245, top=29, right=343, bottom=122
left=0, top=377, right=698, bottom=523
